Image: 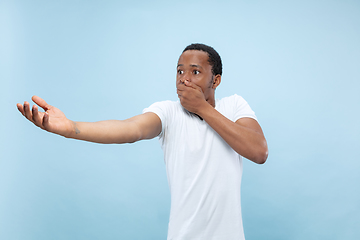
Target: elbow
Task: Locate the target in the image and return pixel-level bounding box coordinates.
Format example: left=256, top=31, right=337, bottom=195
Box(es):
left=114, top=127, right=141, bottom=144
left=255, top=149, right=268, bottom=164
left=257, top=143, right=269, bottom=164
left=252, top=142, right=268, bottom=164
left=126, top=122, right=143, bottom=144
left=241, top=147, right=268, bottom=164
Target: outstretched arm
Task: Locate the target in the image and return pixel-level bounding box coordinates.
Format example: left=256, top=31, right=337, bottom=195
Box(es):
left=65, top=113, right=161, bottom=144
left=17, top=96, right=162, bottom=144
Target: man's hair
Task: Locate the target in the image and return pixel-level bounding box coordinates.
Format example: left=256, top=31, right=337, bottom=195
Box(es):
left=183, top=43, right=222, bottom=76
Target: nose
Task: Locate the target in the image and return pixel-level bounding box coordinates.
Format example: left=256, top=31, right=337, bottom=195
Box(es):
left=180, top=72, right=191, bottom=83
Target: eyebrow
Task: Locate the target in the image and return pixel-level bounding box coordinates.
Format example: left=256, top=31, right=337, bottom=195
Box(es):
left=177, top=64, right=203, bottom=69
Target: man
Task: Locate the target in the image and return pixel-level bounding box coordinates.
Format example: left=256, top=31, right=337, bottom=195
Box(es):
left=17, top=43, right=268, bottom=240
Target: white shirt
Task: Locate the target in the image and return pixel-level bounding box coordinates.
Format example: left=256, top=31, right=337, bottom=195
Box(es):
left=143, top=94, right=257, bottom=240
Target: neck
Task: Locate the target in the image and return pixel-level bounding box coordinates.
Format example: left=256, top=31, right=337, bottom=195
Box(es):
left=206, top=94, right=216, bottom=108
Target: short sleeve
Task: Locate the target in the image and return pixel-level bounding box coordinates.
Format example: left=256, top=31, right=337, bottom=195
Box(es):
left=143, top=100, right=173, bottom=137
left=232, top=94, right=257, bottom=122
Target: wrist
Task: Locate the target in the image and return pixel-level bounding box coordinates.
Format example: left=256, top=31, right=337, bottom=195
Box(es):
left=65, top=120, right=79, bottom=138
left=196, top=101, right=213, bottom=119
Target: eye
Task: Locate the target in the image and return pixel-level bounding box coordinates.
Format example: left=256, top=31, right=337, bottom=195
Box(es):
left=193, top=70, right=200, bottom=75
left=177, top=69, right=183, bottom=74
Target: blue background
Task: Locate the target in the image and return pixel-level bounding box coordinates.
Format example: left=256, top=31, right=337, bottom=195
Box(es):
left=1, top=0, right=359, bottom=239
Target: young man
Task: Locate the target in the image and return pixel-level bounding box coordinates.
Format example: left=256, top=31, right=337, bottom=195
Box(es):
left=17, top=43, right=268, bottom=240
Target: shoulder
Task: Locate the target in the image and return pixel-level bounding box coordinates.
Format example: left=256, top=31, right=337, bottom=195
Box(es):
left=216, top=94, right=248, bottom=110
left=217, top=94, right=257, bottom=121
left=218, top=94, right=246, bottom=105
left=143, top=100, right=180, bottom=113
left=142, top=100, right=186, bottom=139
left=143, top=100, right=184, bottom=124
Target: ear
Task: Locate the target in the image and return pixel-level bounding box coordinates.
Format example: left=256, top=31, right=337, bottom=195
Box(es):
left=212, top=74, right=221, bottom=89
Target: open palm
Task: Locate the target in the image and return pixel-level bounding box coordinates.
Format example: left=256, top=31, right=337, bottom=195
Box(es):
left=17, top=96, right=73, bottom=137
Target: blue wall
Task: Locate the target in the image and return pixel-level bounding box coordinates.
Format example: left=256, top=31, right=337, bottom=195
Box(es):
left=1, top=0, right=359, bottom=239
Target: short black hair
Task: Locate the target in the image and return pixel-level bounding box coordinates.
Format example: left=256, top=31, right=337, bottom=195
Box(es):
left=183, top=43, right=222, bottom=76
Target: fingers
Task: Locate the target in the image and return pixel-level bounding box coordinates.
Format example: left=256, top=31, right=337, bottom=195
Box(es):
left=23, top=101, right=34, bottom=123
left=176, top=81, right=193, bottom=92
left=17, top=103, right=25, bottom=116
left=32, top=95, right=51, bottom=111
left=17, top=100, right=45, bottom=129
left=184, top=80, right=202, bottom=92
left=177, top=81, right=203, bottom=97
left=32, top=105, right=44, bottom=128
left=177, top=80, right=202, bottom=93
left=42, top=112, right=50, bottom=130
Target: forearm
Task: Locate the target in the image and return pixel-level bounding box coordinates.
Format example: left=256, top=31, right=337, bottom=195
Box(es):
left=18, top=96, right=160, bottom=143
left=198, top=104, right=268, bottom=164
left=66, top=119, right=141, bottom=144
